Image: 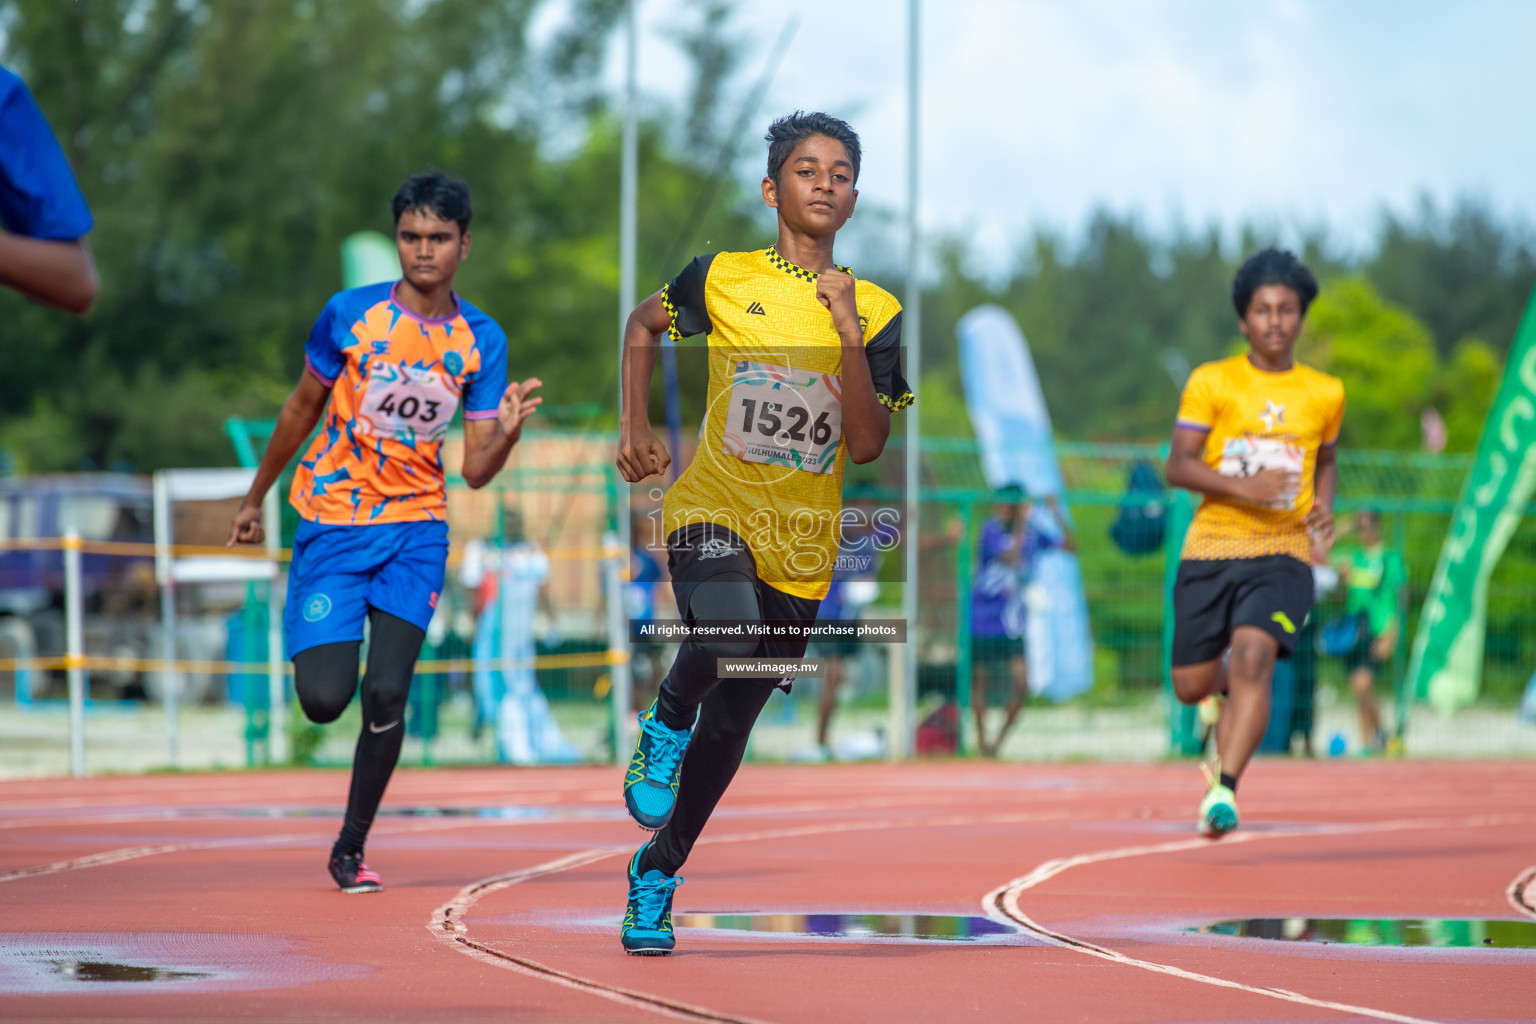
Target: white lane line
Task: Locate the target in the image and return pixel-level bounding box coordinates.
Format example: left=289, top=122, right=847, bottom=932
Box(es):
left=0, top=814, right=614, bottom=885
left=0, top=790, right=1037, bottom=830
left=983, top=813, right=1535, bottom=1024
left=1507, top=865, right=1536, bottom=921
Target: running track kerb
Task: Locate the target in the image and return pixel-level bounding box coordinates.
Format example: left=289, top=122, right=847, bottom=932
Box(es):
left=1, top=761, right=1532, bottom=1023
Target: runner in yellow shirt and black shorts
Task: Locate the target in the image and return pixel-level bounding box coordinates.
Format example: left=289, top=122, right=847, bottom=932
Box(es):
left=1166, top=248, right=1345, bottom=839
left=612, top=112, right=912, bottom=954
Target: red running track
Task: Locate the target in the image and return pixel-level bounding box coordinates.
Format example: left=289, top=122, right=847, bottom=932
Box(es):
left=1, top=760, right=1532, bottom=1023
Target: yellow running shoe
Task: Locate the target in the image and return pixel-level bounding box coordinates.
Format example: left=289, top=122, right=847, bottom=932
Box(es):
left=1196, top=693, right=1225, bottom=728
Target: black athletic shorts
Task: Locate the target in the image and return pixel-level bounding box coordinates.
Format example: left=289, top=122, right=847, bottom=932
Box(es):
left=667, top=522, right=820, bottom=688
left=971, top=634, right=1024, bottom=668
left=1171, top=554, right=1313, bottom=666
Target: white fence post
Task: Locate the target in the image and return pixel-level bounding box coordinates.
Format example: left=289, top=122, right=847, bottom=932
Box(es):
left=152, top=471, right=180, bottom=768
left=63, top=529, right=86, bottom=777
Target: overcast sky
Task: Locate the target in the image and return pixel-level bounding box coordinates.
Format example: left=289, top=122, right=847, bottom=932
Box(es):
left=583, top=0, right=1536, bottom=266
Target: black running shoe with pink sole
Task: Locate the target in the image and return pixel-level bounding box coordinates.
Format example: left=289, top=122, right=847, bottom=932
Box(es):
left=329, top=851, right=382, bottom=894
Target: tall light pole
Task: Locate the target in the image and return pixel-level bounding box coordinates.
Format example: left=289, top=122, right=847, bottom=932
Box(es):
left=611, top=0, right=639, bottom=762
left=898, top=0, right=922, bottom=761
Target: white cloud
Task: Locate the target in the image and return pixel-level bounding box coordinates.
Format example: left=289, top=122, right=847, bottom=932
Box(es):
left=606, top=0, right=1536, bottom=268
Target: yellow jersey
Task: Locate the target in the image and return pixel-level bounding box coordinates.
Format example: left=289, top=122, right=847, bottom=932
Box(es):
left=660, top=248, right=913, bottom=600
left=1175, top=354, right=1345, bottom=563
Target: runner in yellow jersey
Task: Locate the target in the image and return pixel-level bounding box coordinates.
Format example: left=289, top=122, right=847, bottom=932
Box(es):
left=1166, top=248, right=1344, bottom=839
left=612, top=112, right=912, bottom=955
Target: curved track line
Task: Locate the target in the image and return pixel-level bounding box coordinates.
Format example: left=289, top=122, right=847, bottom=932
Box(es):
left=984, top=813, right=1534, bottom=1024
left=426, top=807, right=1106, bottom=1023
left=1507, top=865, right=1536, bottom=921
left=430, top=848, right=772, bottom=1024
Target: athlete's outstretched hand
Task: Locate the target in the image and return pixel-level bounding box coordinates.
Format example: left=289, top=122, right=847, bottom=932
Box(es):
left=498, top=377, right=543, bottom=442
left=227, top=504, right=264, bottom=547
left=617, top=423, right=671, bottom=482
left=816, top=269, right=861, bottom=341
left=1305, top=501, right=1335, bottom=550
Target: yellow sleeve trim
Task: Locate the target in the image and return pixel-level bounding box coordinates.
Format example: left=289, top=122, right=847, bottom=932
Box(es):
left=660, top=284, right=682, bottom=342
left=878, top=391, right=915, bottom=412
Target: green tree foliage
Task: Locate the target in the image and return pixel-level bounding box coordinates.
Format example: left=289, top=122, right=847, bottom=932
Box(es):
left=1298, top=278, right=1437, bottom=450
left=919, top=212, right=1530, bottom=446
left=1, top=1, right=1532, bottom=471
left=1366, top=198, right=1536, bottom=361
left=1437, top=338, right=1503, bottom=452
left=0, top=0, right=758, bottom=471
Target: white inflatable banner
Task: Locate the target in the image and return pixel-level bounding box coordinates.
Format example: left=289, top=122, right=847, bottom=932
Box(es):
left=958, top=306, right=1094, bottom=702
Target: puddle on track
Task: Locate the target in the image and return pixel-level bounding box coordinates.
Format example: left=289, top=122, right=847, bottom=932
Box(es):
left=675, top=913, right=1020, bottom=942
left=0, top=933, right=370, bottom=994
left=1191, top=918, right=1536, bottom=948
left=51, top=960, right=212, bottom=983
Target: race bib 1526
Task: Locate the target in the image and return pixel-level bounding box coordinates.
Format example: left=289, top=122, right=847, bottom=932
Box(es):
left=356, top=362, right=461, bottom=444
left=722, top=359, right=842, bottom=474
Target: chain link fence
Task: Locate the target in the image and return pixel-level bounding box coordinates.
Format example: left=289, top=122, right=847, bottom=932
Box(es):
left=3, top=435, right=1533, bottom=777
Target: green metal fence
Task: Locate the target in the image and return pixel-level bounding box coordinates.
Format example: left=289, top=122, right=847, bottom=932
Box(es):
left=5, top=434, right=1534, bottom=779
left=906, top=440, right=1535, bottom=761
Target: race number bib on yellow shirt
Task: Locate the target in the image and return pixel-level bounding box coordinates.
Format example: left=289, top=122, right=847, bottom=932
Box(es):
left=356, top=363, right=460, bottom=444
left=722, top=359, right=842, bottom=474
left=1217, top=436, right=1303, bottom=509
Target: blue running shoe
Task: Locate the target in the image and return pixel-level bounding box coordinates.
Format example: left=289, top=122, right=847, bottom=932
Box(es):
left=621, top=845, right=683, bottom=955
left=623, top=701, right=692, bottom=830
left=1198, top=759, right=1239, bottom=839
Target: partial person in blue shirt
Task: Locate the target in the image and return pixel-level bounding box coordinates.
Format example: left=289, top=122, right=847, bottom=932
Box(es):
left=967, top=483, right=1075, bottom=757
left=0, top=68, right=98, bottom=313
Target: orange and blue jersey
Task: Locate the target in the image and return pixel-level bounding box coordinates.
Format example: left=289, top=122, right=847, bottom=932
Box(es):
left=290, top=281, right=508, bottom=525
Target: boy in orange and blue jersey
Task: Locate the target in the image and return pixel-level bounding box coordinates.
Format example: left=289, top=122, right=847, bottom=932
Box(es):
left=229, top=171, right=541, bottom=892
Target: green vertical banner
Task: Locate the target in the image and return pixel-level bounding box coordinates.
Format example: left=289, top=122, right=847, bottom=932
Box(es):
left=1407, top=285, right=1536, bottom=713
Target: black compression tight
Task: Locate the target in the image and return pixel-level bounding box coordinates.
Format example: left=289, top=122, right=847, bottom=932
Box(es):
left=642, top=572, right=807, bottom=877
left=293, top=608, right=425, bottom=856
left=654, top=574, right=761, bottom=730
left=643, top=677, right=779, bottom=877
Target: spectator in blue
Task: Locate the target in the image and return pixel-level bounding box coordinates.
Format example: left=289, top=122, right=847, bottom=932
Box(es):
left=0, top=67, right=98, bottom=313
left=968, top=483, right=1074, bottom=757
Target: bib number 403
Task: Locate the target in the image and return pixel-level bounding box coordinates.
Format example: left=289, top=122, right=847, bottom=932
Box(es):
left=739, top=399, right=834, bottom=446
left=375, top=393, right=441, bottom=424
left=358, top=363, right=460, bottom=443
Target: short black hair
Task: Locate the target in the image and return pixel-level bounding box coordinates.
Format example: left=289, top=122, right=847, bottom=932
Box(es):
left=391, top=170, right=472, bottom=233
left=765, top=111, right=861, bottom=185
left=996, top=483, right=1027, bottom=502
left=1231, top=247, right=1318, bottom=318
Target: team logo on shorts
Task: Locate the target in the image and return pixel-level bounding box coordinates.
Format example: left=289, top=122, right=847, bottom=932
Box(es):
left=699, top=538, right=735, bottom=560
left=303, top=594, right=333, bottom=622
left=443, top=350, right=464, bottom=376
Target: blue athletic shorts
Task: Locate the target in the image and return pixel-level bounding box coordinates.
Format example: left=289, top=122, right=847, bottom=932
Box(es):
left=284, top=518, right=449, bottom=656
